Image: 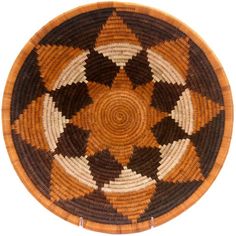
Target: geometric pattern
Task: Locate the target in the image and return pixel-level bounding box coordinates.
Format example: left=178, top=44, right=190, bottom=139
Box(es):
left=71, top=68, right=168, bottom=165
left=8, top=5, right=227, bottom=233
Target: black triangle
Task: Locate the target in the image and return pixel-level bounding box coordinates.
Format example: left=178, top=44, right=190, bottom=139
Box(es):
left=152, top=116, right=189, bottom=145
left=11, top=49, right=47, bottom=123
left=117, top=11, right=185, bottom=48
left=125, top=49, right=153, bottom=86
left=12, top=130, right=53, bottom=198
left=87, top=150, right=123, bottom=188
left=50, top=82, right=92, bottom=119
left=151, top=81, right=186, bottom=113
left=186, top=39, right=224, bottom=105
left=54, top=124, right=89, bottom=158
left=191, top=110, right=225, bottom=177
left=40, top=8, right=114, bottom=49
left=56, top=190, right=131, bottom=224
left=85, top=49, right=119, bottom=87
left=128, top=147, right=161, bottom=180
left=138, top=181, right=201, bottom=222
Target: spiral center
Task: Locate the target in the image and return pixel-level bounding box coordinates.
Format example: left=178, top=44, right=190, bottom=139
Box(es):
left=94, top=90, right=147, bottom=145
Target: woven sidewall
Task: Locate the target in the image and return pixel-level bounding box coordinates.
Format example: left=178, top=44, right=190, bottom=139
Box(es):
left=2, top=2, right=233, bottom=234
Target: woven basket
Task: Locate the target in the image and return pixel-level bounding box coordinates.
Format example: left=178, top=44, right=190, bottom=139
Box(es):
left=2, top=2, right=233, bottom=234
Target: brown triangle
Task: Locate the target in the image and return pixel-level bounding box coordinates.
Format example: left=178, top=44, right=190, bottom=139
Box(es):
left=104, top=183, right=156, bottom=223
left=111, top=68, right=133, bottom=90
left=150, top=37, right=189, bottom=80
left=50, top=159, right=94, bottom=201
left=135, top=129, right=160, bottom=149
left=95, top=11, right=140, bottom=47
left=12, top=95, right=49, bottom=151
left=108, top=144, right=134, bottom=166
left=86, top=81, right=110, bottom=101
left=37, top=45, right=86, bottom=91
left=190, top=90, right=224, bottom=133
left=163, top=142, right=204, bottom=182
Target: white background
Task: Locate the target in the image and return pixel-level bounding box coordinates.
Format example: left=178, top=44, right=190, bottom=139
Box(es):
left=0, top=0, right=235, bottom=235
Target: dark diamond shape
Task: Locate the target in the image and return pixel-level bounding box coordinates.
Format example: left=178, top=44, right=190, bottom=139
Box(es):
left=54, top=124, right=89, bottom=157
left=40, top=8, right=114, bottom=49
left=117, top=11, right=185, bottom=48
left=12, top=130, right=53, bottom=198
left=127, top=147, right=161, bottom=180
left=186, top=39, right=224, bottom=105
left=125, top=49, right=153, bottom=86
left=151, top=82, right=186, bottom=112
left=56, top=190, right=131, bottom=224
left=50, top=83, right=92, bottom=119
left=152, top=116, right=189, bottom=145
left=85, top=49, right=119, bottom=87
left=11, top=49, right=47, bottom=123
left=88, top=150, right=123, bottom=188
left=138, top=181, right=201, bottom=222
left=191, top=110, right=225, bottom=177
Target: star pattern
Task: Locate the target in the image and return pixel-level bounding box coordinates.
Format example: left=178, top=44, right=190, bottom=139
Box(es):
left=10, top=7, right=226, bottom=229
left=71, top=68, right=167, bottom=165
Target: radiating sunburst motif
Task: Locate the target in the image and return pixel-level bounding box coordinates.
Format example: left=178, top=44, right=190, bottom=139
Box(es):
left=7, top=5, right=228, bottom=233
left=71, top=68, right=167, bottom=165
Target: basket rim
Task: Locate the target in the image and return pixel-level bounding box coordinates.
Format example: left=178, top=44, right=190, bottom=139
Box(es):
left=2, top=1, right=233, bottom=234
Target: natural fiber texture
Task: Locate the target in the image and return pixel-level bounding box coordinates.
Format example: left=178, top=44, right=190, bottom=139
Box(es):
left=3, top=2, right=233, bottom=234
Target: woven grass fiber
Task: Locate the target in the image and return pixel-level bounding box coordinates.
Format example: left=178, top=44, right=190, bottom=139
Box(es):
left=2, top=2, right=233, bottom=234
